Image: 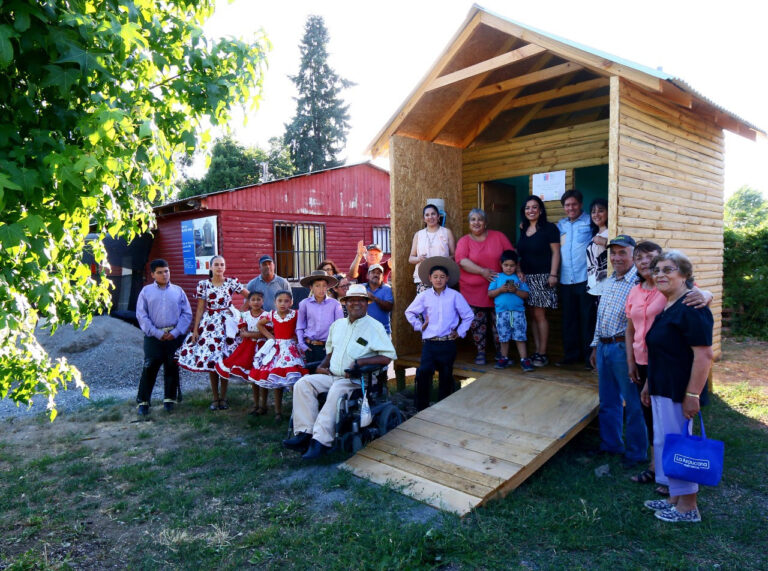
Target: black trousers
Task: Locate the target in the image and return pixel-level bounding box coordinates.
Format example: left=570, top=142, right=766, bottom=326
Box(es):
left=560, top=281, right=592, bottom=363
left=415, top=339, right=457, bottom=411
left=303, top=344, right=327, bottom=374
left=136, top=335, right=184, bottom=405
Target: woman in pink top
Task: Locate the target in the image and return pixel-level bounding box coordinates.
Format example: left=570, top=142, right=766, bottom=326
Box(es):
left=625, top=241, right=712, bottom=491
left=455, top=208, right=514, bottom=365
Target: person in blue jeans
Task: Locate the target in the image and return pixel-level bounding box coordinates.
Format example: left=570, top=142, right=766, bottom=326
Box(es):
left=588, top=235, right=648, bottom=468
left=488, top=250, right=533, bottom=372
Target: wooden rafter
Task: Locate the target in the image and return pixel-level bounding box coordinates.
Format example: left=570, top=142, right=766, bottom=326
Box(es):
left=500, top=72, right=578, bottom=139
left=460, top=54, right=554, bottom=148
left=468, top=62, right=583, bottom=101
left=366, top=11, right=484, bottom=157
left=425, top=38, right=520, bottom=142
left=535, top=95, right=610, bottom=119
left=479, top=11, right=664, bottom=94
left=425, top=43, right=546, bottom=92
left=504, top=77, right=610, bottom=110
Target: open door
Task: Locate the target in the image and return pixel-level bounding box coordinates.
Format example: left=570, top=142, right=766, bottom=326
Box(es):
left=480, top=181, right=517, bottom=246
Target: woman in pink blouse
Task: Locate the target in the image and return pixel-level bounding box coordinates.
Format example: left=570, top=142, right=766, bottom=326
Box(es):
left=455, top=208, right=514, bottom=365
left=625, top=241, right=712, bottom=491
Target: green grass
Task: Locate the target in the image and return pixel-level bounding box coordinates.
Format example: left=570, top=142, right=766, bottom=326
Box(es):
left=0, top=382, right=766, bottom=569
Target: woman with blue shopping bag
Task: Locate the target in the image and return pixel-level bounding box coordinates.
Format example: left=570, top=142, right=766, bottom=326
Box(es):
left=640, top=251, right=716, bottom=523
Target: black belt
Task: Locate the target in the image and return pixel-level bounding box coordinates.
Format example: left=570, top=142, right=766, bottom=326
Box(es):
left=599, top=334, right=625, bottom=344
left=306, top=340, right=326, bottom=346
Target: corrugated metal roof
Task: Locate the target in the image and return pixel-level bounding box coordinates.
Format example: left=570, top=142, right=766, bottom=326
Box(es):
left=477, top=3, right=764, bottom=134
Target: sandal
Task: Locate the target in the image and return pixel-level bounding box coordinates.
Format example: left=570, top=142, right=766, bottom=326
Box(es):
left=656, top=485, right=670, bottom=496
left=209, top=400, right=219, bottom=411
left=218, top=399, right=229, bottom=410
left=249, top=406, right=267, bottom=416
left=631, top=469, right=655, bottom=484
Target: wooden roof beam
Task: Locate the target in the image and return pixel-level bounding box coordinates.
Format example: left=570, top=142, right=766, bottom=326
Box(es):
left=426, top=43, right=546, bottom=92
left=460, top=54, right=554, bottom=147
left=504, top=77, right=610, bottom=110
left=366, top=10, right=484, bottom=157
left=479, top=11, right=665, bottom=94
left=424, top=38, right=520, bottom=142
left=501, top=72, right=578, bottom=139
left=535, top=95, right=610, bottom=119
left=468, top=62, right=584, bottom=100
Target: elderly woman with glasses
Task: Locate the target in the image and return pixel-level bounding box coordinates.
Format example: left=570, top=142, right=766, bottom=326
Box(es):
left=640, top=250, right=714, bottom=524
left=455, top=208, right=514, bottom=365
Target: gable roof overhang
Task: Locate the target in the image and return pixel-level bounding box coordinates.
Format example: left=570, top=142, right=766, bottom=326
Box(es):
left=367, top=5, right=764, bottom=157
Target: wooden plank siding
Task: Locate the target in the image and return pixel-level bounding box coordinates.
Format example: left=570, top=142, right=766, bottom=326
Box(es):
left=146, top=163, right=391, bottom=307
left=616, top=79, right=724, bottom=357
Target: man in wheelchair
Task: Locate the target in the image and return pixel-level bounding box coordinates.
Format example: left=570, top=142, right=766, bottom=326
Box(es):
left=283, top=284, right=398, bottom=460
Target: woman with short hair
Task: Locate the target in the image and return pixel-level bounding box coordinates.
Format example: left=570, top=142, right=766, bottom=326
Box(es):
left=641, top=251, right=714, bottom=523
left=455, top=208, right=514, bottom=365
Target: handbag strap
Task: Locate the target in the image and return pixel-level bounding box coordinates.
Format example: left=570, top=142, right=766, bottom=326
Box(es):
left=687, top=411, right=707, bottom=439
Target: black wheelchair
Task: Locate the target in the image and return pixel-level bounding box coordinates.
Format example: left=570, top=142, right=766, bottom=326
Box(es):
left=290, top=363, right=406, bottom=454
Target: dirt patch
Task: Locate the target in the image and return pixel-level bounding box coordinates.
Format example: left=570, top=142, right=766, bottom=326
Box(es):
left=713, top=337, right=768, bottom=390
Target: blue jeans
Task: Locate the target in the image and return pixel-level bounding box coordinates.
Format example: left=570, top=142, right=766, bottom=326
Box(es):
left=597, top=341, right=648, bottom=462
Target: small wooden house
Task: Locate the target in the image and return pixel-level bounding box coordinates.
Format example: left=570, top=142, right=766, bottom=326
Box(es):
left=146, top=162, right=391, bottom=303
left=369, top=5, right=763, bottom=361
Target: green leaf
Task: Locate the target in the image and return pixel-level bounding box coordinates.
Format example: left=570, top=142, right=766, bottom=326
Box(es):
left=0, top=222, right=24, bottom=248
left=14, top=11, right=31, bottom=33
left=0, top=25, right=16, bottom=68
left=41, top=64, right=82, bottom=96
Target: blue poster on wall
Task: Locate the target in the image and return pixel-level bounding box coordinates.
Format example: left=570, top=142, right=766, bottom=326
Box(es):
left=182, top=215, right=218, bottom=274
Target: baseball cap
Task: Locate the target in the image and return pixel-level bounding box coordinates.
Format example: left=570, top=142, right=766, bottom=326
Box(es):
left=608, top=235, right=636, bottom=248
left=259, top=255, right=274, bottom=264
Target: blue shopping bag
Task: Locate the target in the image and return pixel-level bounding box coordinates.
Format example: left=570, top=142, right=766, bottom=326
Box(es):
left=662, top=412, right=724, bottom=487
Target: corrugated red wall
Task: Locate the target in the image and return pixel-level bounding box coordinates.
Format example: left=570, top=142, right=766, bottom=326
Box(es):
left=146, top=163, right=391, bottom=304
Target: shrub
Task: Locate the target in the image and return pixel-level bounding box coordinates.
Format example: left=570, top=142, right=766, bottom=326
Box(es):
left=723, top=226, right=768, bottom=339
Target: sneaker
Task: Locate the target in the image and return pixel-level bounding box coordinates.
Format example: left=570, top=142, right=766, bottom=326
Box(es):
left=493, top=357, right=510, bottom=369
left=532, top=353, right=549, bottom=367
left=520, top=358, right=535, bottom=372
left=137, top=404, right=149, bottom=418
left=163, top=402, right=175, bottom=413
left=644, top=499, right=676, bottom=511
left=474, top=354, right=486, bottom=366
left=654, top=506, right=701, bottom=523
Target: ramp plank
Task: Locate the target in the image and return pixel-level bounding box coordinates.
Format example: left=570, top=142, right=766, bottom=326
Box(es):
left=342, top=454, right=481, bottom=515
left=341, top=370, right=598, bottom=516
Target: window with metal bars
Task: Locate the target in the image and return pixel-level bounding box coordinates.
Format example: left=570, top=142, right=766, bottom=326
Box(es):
left=273, top=222, right=326, bottom=281
left=372, top=225, right=391, bottom=254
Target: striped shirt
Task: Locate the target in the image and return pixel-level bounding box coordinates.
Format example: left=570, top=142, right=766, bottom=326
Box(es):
left=591, top=266, right=638, bottom=346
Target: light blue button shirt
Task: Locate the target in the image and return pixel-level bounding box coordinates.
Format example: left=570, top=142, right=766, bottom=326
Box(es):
left=557, top=211, right=592, bottom=285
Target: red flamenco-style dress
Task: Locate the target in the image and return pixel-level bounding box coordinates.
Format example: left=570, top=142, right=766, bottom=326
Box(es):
left=215, top=310, right=271, bottom=381
left=248, top=309, right=307, bottom=389
left=177, top=278, right=244, bottom=372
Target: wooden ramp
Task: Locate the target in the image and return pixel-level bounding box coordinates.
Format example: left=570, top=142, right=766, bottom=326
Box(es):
left=341, top=371, right=598, bottom=515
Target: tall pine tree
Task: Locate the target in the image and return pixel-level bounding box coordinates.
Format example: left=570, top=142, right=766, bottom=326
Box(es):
left=284, top=16, right=353, bottom=173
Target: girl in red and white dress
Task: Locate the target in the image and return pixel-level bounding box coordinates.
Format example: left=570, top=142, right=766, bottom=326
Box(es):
left=177, top=255, right=249, bottom=411
left=215, top=291, right=274, bottom=415
left=249, top=290, right=307, bottom=420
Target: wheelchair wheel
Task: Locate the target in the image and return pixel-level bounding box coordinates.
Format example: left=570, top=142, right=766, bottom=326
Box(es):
left=377, top=404, right=405, bottom=436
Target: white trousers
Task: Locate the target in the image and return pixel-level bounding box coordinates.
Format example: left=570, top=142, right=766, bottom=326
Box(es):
left=292, top=374, right=360, bottom=447
left=651, top=395, right=699, bottom=497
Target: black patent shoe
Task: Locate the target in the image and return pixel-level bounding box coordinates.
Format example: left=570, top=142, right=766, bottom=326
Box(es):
left=282, top=432, right=312, bottom=452
left=301, top=439, right=332, bottom=460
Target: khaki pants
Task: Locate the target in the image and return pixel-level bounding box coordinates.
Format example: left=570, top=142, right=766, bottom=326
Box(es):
left=292, top=374, right=360, bottom=446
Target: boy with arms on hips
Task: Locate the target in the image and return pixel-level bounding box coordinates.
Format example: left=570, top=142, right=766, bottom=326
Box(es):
left=405, top=257, right=474, bottom=411
left=488, top=250, right=533, bottom=372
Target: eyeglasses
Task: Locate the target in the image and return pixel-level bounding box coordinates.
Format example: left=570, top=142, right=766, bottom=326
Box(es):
left=651, top=266, right=679, bottom=275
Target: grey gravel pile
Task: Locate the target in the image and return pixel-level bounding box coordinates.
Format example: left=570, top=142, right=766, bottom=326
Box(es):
left=0, top=316, right=210, bottom=419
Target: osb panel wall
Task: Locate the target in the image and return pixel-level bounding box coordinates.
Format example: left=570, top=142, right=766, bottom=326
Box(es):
left=616, top=79, right=725, bottom=358
left=389, top=135, right=463, bottom=357
left=461, top=119, right=609, bottom=235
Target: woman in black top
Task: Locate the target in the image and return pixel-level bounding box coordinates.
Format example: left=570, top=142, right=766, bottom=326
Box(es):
left=515, top=195, right=561, bottom=367
left=641, top=250, right=713, bottom=524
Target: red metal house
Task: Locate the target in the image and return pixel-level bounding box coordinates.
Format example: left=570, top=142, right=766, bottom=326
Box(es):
left=147, top=162, right=391, bottom=304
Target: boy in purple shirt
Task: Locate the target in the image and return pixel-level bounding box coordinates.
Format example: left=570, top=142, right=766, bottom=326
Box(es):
left=405, top=256, right=474, bottom=411
left=296, top=271, right=343, bottom=372
left=136, top=259, right=192, bottom=417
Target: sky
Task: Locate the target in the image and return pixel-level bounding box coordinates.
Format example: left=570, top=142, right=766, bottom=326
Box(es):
left=203, top=0, right=768, bottom=197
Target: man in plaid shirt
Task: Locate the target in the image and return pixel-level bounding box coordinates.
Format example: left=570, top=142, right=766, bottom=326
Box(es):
left=588, top=235, right=648, bottom=468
